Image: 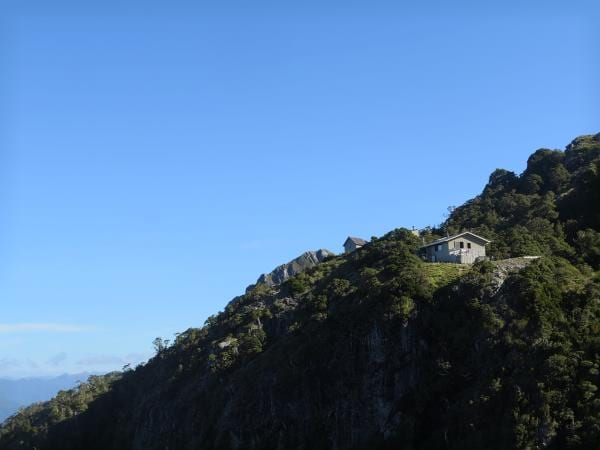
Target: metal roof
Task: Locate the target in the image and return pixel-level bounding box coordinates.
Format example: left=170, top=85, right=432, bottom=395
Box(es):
left=420, top=231, right=491, bottom=248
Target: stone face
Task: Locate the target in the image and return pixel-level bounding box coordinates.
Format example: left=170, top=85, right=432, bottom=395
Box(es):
left=489, top=256, right=540, bottom=293
left=217, top=337, right=236, bottom=349
left=249, top=249, right=335, bottom=290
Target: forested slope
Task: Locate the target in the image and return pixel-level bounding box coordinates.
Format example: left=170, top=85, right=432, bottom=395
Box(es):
left=1, top=133, right=598, bottom=450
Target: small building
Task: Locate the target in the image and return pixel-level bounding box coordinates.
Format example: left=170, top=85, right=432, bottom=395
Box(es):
left=420, top=232, right=490, bottom=264
left=344, top=236, right=367, bottom=253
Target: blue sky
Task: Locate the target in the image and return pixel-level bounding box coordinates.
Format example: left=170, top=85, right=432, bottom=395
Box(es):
left=1, top=1, right=598, bottom=377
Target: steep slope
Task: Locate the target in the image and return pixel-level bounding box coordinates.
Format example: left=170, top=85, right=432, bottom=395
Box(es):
left=1, top=133, right=598, bottom=450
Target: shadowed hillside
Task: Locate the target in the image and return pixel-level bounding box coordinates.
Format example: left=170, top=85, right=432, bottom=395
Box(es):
left=1, top=133, right=599, bottom=450
left=0, top=373, right=92, bottom=422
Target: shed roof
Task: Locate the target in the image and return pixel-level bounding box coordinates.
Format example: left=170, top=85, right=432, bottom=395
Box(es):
left=344, top=236, right=367, bottom=246
left=420, top=231, right=491, bottom=249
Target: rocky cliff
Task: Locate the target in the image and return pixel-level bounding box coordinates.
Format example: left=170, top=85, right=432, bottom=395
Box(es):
left=1, top=133, right=599, bottom=450
left=248, top=249, right=335, bottom=291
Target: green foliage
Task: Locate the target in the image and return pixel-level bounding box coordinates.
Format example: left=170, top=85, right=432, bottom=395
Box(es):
left=443, top=133, right=600, bottom=269
left=421, top=263, right=468, bottom=290
left=1, top=133, right=598, bottom=450
left=388, top=295, right=415, bottom=319
left=408, top=256, right=600, bottom=449
left=286, top=273, right=310, bottom=295
left=328, top=278, right=352, bottom=297
left=574, top=229, right=600, bottom=268
left=152, top=337, right=169, bottom=354
left=0, top=373, right=121, bottom=448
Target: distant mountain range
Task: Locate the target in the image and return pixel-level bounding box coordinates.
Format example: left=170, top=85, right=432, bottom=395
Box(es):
left=0, top=373, right=91, bottom=422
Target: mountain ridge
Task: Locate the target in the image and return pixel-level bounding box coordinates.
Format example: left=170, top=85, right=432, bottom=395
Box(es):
left=246, top=248, right=335, bottom=292
left=1, top=133, right=599, bottom=450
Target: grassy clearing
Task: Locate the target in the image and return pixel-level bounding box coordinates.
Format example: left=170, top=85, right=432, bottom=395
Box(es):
left=421, top=263, right=470, bottom=290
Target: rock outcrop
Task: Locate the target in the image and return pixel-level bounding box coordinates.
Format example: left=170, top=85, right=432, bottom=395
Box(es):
left=247, top=249, right=334, bottom=291
left=2, top=133, right=599, bottom=450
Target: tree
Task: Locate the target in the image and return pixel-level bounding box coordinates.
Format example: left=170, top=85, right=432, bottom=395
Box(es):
left=152, top=337, right=169, bottom=354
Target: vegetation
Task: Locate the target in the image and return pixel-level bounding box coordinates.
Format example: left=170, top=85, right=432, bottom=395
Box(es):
left=0, top=133, right=598, bottom=449
left=409, top=257, right=600, bottom=449
left=420, top=263, right=469, bottom=290
left=0, top=373, right=120, bottom=448
left=441, top=134, right=600, bottom=269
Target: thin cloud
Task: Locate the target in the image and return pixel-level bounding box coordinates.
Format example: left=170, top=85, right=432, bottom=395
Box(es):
left=76, top=355, right=124, bottom=366
left=0, top=358, right=37, bottom=371
left=77, top=353, right=152, bottom=367
left=0, top=358, right=21, bottom=370
left=0, top=323, right=95, bottom=334
left=46, top=352, right=68, bottom=367
left=124, top=353, right=151, bottom=364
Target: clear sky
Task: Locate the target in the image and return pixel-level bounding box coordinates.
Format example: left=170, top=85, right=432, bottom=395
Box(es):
left=1, top=0, right=598, bottom=377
